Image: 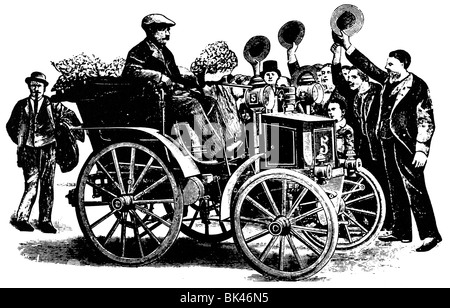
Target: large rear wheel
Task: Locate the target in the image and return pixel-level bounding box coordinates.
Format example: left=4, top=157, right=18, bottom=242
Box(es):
left=75, top=142, right=183, bottom=265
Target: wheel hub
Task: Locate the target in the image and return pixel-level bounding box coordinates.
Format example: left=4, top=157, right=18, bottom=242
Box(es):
left=268, top=216, right=291, bottom=236
left=111, top=195, right=133, bottom=210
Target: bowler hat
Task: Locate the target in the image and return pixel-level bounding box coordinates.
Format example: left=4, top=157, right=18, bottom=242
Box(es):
left=278, top=20, right=305, bottom=49
left=330, top=4, right=364, bottom=37
left=243, top=35, right=271, bottom=64
left=25, top=71, right=48, bottom=87
left=261, top=60, right=281, bottom=77
left=141, top=13, right=176, bottom=30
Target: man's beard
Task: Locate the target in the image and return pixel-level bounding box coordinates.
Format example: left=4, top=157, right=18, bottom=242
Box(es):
left=388, top=71, right=401, bottom=81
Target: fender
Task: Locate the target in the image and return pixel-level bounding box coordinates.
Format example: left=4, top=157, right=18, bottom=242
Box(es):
left=219, top=153, right=264, bottom=221
left=74, top=126, right=200, bottom=178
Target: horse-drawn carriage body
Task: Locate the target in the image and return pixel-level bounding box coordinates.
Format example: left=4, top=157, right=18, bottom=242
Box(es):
left=54, top=68, right=385, bottom=280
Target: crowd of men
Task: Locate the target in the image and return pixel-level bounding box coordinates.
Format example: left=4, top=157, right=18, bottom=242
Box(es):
left=6, top=12, right=442, bottom=253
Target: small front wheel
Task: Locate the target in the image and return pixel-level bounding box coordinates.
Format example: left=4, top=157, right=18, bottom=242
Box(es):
left=232, top=169, right=338, bottom=280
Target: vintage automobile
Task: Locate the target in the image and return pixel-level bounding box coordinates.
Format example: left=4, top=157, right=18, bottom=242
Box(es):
left=52, top=30, right=385, bottom=281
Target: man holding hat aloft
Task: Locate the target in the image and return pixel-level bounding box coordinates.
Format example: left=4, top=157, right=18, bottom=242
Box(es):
left=6, top=72, right=79, bottom=233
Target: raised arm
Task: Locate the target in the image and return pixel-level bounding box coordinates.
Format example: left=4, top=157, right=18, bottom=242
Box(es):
left=340, top=32, right=388, bottom=84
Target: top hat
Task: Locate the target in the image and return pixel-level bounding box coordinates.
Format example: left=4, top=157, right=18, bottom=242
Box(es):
left=278, top=20, right=305, bottom=49
left=25, top=71, right=48, bottom=87
left=330, top=4, right=364, bottom=37
left=261, top=60, right=281, bottom=77
left=142, top=13, right=176, bottom=30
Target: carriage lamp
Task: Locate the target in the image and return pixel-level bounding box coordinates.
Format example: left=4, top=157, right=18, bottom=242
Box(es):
left=344, top=148, right=362, bottom=176
left=244, top=85, right=276, bottom=110
left=296, top=83, right=324, bottom=115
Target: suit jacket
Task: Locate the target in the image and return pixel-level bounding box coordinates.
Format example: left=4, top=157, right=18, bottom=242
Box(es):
left=346, top=48, right=435, bottom=156
left=6, top=96, right=84, bottom=170
left=122, top=39, right=183, bottom=83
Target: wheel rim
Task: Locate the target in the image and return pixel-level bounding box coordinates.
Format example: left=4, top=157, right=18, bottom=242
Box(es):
left=233, top=169, right=338, bottom=280
left=76, top=142, right=183, bottom=265
left=305, top=167, right=386, bottom=250
left=337, top=167, right=386, bottom=249
left=180, top=199, right=233, bottom=243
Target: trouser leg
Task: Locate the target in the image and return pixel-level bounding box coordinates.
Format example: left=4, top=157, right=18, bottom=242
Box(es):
left=16, top=147, right=39, bottom=222
left=381, top=139, right=412, bottom=239
left=38, top=144, right=56, bottom=223
left=395, top=143, right=441, bottom=240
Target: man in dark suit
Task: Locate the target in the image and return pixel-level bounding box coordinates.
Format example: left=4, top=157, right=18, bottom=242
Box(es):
left=6, top=72, right=78, bottom=233
left=122, top=13, right=223, bottom=159
left=329, top=43, right=392, bottom=230
left=340, top=32, right=442, bottom=252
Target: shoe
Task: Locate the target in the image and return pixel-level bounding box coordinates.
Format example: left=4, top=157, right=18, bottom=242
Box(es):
left=38, top=221, right=57, bottom=234
left=416, top=237, right=442, bottom=252
left=12, top=220, right=34, bottom=232
left=379, top=234, right=411, bottom=243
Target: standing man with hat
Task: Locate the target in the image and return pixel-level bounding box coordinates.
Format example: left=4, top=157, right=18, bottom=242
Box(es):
left=6, top=72, right=77, bottom=233
left=338, top=29, right=442, bottom=252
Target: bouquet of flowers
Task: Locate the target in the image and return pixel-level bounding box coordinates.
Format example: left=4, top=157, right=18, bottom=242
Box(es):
left=51, top=53, right=125, bottom=92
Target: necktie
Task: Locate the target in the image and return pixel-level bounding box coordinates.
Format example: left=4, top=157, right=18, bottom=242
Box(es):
left=34, top=98, right=39, bottom=116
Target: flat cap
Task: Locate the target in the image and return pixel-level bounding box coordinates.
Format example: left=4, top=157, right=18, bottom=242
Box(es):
left=141, top=13, right=176, bottom=30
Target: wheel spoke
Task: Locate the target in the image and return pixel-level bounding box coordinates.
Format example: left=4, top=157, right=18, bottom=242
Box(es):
left=121, top=212, right=128, bottom=257
left=287, top=234, right=304, bottom=267
left=111, top=149, right=126, bottom=195
left=95, top=161, right=123, bottom=195
left=342, top=178, right=364, bottom=201
left=132, top=209, right=161, bottom=245
left=281, top=180, right=287, bottom=216
left=238, top=216, right=270, bottom=225
left=346, top=206, right=377, bottom=217
left=345, top=193, right=375, bottom=206
left=291, top=229, right=322, bottom=256
left=279, top=236, right=286, bottom=271
left=291, top=225, right=328, bottom=235
left=104, top=218, right=121, bottom=245
left=135, top=204, right=171, bottom=228
left=134, top=175, right=168, bottom=200
left=343, top=211, right=369, bottom=233
left=130, top=211, right=144, bottom=258
left=130, top=157, right=155, bottom=194
left=128, top=147, right=136, bottom=194
left=287, top=187, right=308, bottom=218
left=245, top=196, right=276, bottom=219
left=290, top=206, right=322, bottom=224
left=91, top=209, right=118, bottom=229
left=86, top=180, right=118, bottom=198
left=259, top=235, right=278, bottom=262
left=133, top=199, right=175, bottom=205
left=82, top=201, right=110, bottom=207
left=261, top=181, right=280, bottom=216
left=187, top=209, right=200, bottom=229
left=342, top=220, right=353, bottom=243
left=244, top=229, right=270, bottom=244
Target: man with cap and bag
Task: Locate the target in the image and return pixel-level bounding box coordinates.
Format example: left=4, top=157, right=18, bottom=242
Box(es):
left=122, top=13, right=224, bottom=159
left=6, top=71, right=83, bottom=233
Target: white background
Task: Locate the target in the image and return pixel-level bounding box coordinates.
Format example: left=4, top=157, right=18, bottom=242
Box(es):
left=1, top=0, right=449, bottom=288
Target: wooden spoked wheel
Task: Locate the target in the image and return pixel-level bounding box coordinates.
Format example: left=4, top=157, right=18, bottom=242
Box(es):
left=232, top=169, right=338, bottom=280
left=305, top=167, right=386, bottom=250
left=75, top=142, right=183, bottom=265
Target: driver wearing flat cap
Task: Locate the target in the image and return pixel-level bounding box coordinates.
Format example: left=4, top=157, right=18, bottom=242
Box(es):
left=122, top=13, right=181, bottom=87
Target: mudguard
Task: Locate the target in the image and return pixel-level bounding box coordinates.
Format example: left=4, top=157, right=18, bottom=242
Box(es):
left=76, top=126, right=201, bottom=178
